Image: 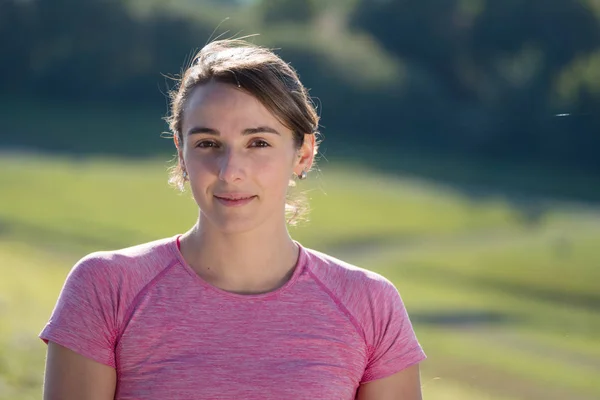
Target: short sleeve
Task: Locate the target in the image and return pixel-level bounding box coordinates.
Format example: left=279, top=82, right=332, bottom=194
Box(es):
left=39, top=255, right=119, bottom=368
left=360, top=280, right=426, bottom=383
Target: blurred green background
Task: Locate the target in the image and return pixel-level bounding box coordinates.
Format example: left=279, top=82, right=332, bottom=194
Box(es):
left=1, top=0, right=599, bottom=399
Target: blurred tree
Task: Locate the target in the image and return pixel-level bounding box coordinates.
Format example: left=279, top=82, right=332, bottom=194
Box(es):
left=1, top=0, right=599, bottom=175
left=257, top=0, right=317, bottom=24
left=0, top=0, right=215, bottom=102
left=350, top=0, right=599, bottom=102
left=0, top=0, right=33, bottom=92
left=349, top=0, right=600, bottom=169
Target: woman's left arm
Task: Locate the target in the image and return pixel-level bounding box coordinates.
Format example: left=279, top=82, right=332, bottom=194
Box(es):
left=356, top=363, right=423, bottom=400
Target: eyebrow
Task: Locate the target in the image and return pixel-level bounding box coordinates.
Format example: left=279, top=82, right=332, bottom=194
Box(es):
left=187, top=126, right=281, bottom=136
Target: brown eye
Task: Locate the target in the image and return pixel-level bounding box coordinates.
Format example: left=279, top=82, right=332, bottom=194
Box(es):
left=196, top=141, right=219, bottom=148
left=250, top=140, right=270, bottom=148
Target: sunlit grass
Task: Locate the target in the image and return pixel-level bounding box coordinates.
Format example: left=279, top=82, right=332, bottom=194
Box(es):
left=0, top=241, right=72, bottom=400
left=365, top=227, right=600, bottom=398
left=420, top=376, right=517, bottom=400
left=1, top=154, right=599, bottom=399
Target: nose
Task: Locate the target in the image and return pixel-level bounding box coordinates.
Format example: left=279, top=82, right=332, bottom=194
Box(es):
left=218, top=148, right=245, bottom=183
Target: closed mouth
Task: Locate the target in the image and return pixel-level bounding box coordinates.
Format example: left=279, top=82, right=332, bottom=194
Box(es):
left=214, top=195, right=256, bottom=201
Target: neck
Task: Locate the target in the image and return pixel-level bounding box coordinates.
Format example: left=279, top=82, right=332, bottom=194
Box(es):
left=180, top=215, right=299, bottom=294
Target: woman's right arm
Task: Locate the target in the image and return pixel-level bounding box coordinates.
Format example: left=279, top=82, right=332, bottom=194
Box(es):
left=44, top=341, right=117, bottom=400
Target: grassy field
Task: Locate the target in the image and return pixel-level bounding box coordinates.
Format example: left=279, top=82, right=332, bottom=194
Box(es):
left=0, top=154, right=599, bottom=399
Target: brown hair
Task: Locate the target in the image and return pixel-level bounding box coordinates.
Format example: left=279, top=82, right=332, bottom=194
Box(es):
left=165, top=38, right=320, bottom=224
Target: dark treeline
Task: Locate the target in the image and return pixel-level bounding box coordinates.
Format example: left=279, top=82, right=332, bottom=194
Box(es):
left=1, top=0, right=599, bottom=175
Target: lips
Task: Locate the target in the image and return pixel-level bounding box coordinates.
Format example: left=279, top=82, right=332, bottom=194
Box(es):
left=214, top=193, right=257, bottom=207
left=214, top=194, right=255, bottom=201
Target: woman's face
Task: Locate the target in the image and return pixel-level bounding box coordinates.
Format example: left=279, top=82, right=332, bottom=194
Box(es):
left=178, top=80, right=314, bottom=234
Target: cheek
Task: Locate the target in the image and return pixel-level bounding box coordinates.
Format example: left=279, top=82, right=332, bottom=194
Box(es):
left=254, top=152, right=294, bottom=186
left=259, top=167, right=289, bottom=193
left=184, top=149, right=215, bottom=175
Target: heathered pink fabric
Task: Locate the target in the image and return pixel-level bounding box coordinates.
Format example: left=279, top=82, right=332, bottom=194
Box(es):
left=40, top=235, right=426, bottom=399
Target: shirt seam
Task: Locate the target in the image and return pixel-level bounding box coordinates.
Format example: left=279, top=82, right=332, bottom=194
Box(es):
left=114, top=258, right=180, bottom=347
left=306, top=266, right=369, bottom=350
left=361, top=351, right=426, bottom=383
left=41, top=329, right=117, bottom=369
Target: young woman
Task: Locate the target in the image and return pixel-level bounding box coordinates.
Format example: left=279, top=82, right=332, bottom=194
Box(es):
left=40, top=39, right=426, bottom=400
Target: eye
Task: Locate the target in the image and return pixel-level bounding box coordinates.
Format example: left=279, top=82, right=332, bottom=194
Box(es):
left=250, top=139, right=270, bottom=148
left=196, top=140, right=219, bottom=149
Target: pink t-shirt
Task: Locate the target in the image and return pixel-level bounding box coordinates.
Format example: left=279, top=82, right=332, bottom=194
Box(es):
left=40, top=236, right=426, bottom=399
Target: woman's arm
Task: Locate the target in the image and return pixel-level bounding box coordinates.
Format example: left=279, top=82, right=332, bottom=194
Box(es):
left=44, top=341, right=117, bottom=400
left=356, top=363, right=423, bottom=400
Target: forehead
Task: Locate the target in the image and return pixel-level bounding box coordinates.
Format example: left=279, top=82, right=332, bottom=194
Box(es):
left=182, top=81, right=289, bottom=133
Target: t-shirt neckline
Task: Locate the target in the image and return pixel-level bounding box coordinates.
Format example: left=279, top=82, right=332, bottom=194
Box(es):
left=169, top=234, right=307, bottom=300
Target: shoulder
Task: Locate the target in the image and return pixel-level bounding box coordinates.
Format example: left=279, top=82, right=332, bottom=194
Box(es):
left=301, top=245, right=405, bottom=334
left=65, top=236, right=179, bottom=289
left=302, top=245, right=398, bottom=298
left=301, top=245, right=425, bottom=368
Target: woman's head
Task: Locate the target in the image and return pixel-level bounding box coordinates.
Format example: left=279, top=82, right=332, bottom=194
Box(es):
left=166, top=39, right=320, bottom=232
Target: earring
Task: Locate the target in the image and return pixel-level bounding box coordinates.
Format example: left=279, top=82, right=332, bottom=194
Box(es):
left=182, top=170, right=188, bottom=180
left=298, top=170, right=307, bottom=180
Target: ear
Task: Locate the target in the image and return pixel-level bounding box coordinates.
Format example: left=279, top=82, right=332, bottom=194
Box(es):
left=174, top=135, right=185, bottom=167
left=294, top=133, right=316, bottom=175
